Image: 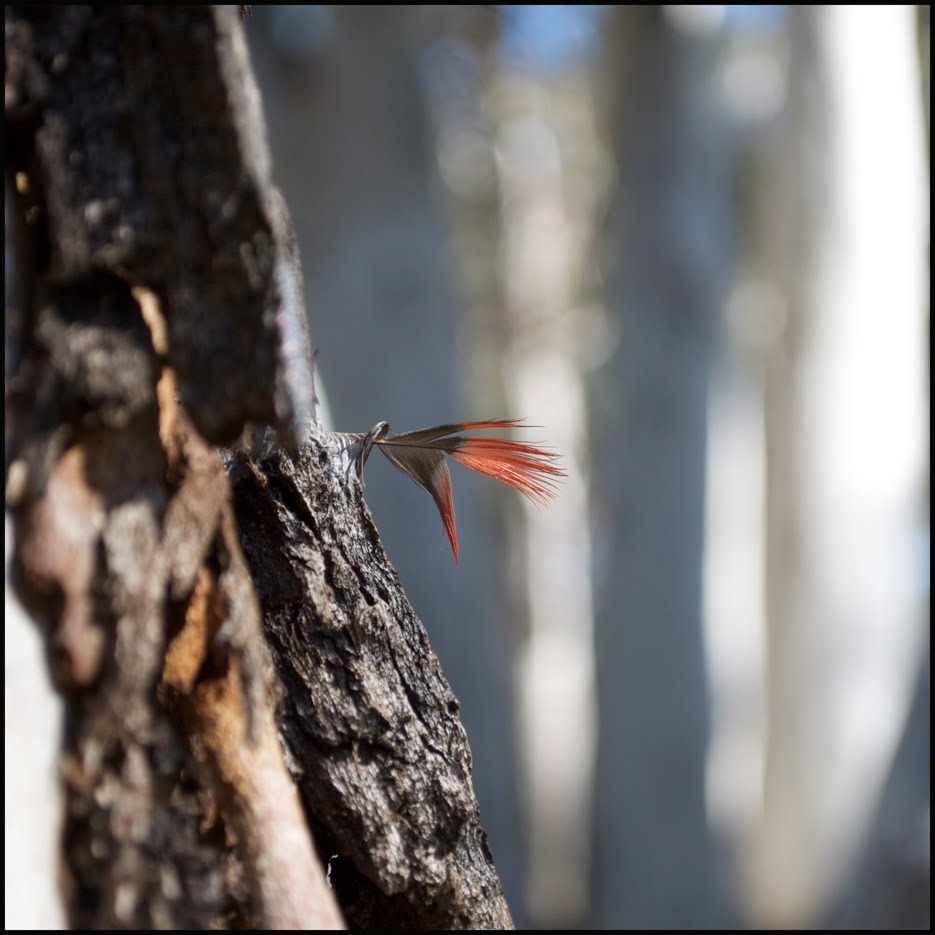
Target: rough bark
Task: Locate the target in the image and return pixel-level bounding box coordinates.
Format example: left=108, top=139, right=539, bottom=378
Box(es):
left=6, top=4, right=510, bottom=929
left=230, top=441, right=513, bottom=929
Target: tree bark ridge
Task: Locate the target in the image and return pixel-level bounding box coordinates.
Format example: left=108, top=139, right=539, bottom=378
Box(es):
left=231, top=441, right=514, bottom=929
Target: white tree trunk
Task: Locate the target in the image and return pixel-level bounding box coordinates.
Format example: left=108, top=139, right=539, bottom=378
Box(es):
left=749, top=6, right=928, bottom=925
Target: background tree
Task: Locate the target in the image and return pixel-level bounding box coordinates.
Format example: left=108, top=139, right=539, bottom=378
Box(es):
left=589, top=7, right=733, bottom=926
left=747, top=6, right=928, bottom=924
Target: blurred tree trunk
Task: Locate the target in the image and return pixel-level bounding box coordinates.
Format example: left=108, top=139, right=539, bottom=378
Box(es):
left=485, top=56, right=600, bottom=929
left=590, top=7, right=732, bottom=927
left=244, top=6, right=526, bottom=917
left=749, top=6, right=928, bottom=925
left=823, top=652, right=930, bottom=928
left=5, top=6, right=512, bottom=929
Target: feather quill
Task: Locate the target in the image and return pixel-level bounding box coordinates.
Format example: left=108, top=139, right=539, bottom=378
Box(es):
left=342, top=419, right=564, bottom=563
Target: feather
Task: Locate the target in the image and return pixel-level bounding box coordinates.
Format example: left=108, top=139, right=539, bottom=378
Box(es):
left=370, top=419, right=564, bottom=563
left=375, top=441, right=460, bottom=562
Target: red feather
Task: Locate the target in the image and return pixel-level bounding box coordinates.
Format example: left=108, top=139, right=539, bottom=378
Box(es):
left=448, top=436, right=564, bottom=506
left=429, top=457, right=459, bottom=564
left=370, top=419, right=565, bottom=563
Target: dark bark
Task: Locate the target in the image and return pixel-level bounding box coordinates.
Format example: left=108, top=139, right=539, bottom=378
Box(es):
left=5, top=5, right=292, bottom=447
left=230, top=441, right=513, bottom=929
left=6, top=4, right=510, bottom=929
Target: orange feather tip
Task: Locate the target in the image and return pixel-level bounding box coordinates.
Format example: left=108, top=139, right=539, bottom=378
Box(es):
left=428, top=457, right=459, bottom=564
left=449, top=434, right=565, bottom=507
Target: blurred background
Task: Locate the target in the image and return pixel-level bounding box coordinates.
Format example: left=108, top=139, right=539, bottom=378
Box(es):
left=246, top=6, right=929, bottom=928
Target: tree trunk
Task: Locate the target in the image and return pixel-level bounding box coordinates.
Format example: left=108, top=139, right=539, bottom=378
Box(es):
left=5, top=5, right=512, bottom=929
left=749, top=6, right=928, bottom=925
left=590, top=7, right=732, bottom=927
